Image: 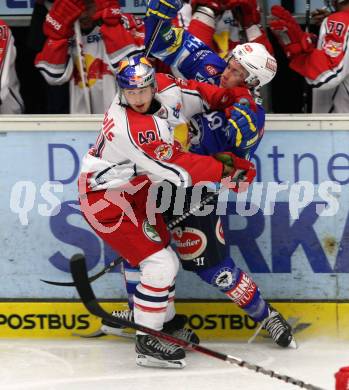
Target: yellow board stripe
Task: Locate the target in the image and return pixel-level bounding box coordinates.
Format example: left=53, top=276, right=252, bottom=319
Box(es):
left=0, top=302, right=348, bottom=340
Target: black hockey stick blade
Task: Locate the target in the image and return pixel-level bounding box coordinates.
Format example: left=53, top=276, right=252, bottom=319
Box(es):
left=70, top=254, right=325, bottom=390
left=40, top=256, right=123, bottom=287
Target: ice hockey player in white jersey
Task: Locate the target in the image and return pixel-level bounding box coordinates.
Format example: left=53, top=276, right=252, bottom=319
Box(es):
left=78, top=54, right=256, bottom=368
left=100, top=0, right=297, bottom=352
left=0, top=19, right=24, bottom=114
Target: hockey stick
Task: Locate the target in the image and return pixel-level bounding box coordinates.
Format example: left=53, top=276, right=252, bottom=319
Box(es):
left=70, top=254, right=324, bottom=390
left=74, top=21, right=92, bottom=113
left=40, top=256, right=123, bottom=286
left=144, top=19, right=164, bottom=58
left=302, top=0, right=311, bottom=113
left=42, top=161, right=246, bottom=287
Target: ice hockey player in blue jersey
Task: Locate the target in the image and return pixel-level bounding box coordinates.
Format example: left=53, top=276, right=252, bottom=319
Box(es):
left=101, top=0, right=297, bottom=352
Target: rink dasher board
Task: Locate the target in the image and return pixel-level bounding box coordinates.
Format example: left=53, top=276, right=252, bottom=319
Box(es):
left=1, top=115, right=349, bottom=303
left=2, top=114, right=349, bottom=132
left=0, top=301, right=348, bottom=339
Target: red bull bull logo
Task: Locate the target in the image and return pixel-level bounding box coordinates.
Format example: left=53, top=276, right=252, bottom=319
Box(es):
left=73, top=54, right=114, bottom=88
left=154, top=144, right=173, bottom=161
left=323, top=39, right=343, bottom=58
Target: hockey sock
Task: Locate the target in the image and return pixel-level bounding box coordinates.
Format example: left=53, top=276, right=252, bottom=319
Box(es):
left=196, top=255, right=269, bottom=322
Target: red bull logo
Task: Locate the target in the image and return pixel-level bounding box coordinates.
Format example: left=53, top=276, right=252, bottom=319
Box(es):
left=154, top=144, right=173, bottom=161
left=73, top=54, right=114, bottom=88
left=323, top=39, right=343, bottom=58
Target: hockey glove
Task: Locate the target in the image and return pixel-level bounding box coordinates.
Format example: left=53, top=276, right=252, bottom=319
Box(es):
left=223, top=87, right=257, bottom=115
left=93, top=0, right=121, bottom=26
left=216, top=152, right=256, bottom=193
left=227, top=0, right=261, bottom=27
left=227, top=103, right=258, bottom=149
left=43, top=0, right=85, bottom=40
left=190, top=0, right=224, bottom=15
left=146, top=0, right=183, bottom=20
left=269, top=5, right=316, bottom=59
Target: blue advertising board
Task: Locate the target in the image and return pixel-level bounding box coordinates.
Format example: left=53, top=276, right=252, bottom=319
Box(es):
left=0, top=125, right=348, bottom=300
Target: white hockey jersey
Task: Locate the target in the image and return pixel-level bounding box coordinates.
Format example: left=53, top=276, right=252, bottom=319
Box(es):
left=79, top=73, right=243, bottom=194
left=290, top=9, right=349, bottom=113
left=0, top=20, right=24, bottom=114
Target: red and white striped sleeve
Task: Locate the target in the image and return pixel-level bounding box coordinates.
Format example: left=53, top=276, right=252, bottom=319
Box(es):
left=35, top=38, right=73, bottom=85
left=290, top=11, right=349, bottom=90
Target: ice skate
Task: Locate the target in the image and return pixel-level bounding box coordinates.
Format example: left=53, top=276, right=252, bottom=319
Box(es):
left=100, top=309, right=135, bottom=338
left=135, top=334, right=186, bottom=368
left=163, top=314, right=200, bottom=345
left=249, top=305, right=297, bottom=348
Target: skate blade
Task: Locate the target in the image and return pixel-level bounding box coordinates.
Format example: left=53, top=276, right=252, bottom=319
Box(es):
left=136, top=354, right=186, bottom=369
left=100, top=325, right=135, bottom=339
left=288, top=337, right=298, bottom=349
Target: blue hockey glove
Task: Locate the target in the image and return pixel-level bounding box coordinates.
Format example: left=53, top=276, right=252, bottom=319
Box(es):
left=228, top=103, right=259, bottom=149
left=146, top=0, right=183, bottom=20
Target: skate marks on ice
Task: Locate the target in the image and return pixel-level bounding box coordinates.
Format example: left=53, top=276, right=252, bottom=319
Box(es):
left=0, top=339, right=346, bottom=390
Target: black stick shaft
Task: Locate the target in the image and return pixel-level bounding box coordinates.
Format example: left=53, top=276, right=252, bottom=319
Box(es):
left=144, top=19, right=164, bottom=58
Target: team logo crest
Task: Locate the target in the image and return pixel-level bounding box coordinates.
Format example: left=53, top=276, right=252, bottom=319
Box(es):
left=172, top=102, right=181, bottom=119
left=142, top=219, right=161, bottom=243
left=266, top=57, right=277, bottom=72
left=205, top=64, right=218, bottom=76
left=324, top=40, right=343, bottom=58
left=212, top=268, right=234, bottom=290
left=154, top=144, right=173, bottom=161
left=171, top=227, right=207, bottom=260
left=157, top=106, right=168, bottom=119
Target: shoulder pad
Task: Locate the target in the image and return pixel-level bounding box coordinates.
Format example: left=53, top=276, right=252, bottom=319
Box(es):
left=156, top=73, right=177, bottom=92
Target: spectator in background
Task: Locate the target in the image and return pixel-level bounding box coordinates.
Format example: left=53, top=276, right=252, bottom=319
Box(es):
left=35, top=0, right=144, bottom=114
left=189, top=0, right=273, bottom=58
left=269, top=0, right=349, bottom=113
left=0, top=19, right=24, bottom=114
left=27, top=0, right=70, bottom=114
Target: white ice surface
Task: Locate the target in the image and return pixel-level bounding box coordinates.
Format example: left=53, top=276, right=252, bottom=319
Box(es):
left=0, top=338, right=346, bottom=390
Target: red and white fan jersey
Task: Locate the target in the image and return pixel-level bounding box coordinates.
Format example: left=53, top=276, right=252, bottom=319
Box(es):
left=0, top=19, right=24, bottom=114
left=290, top=9, right=349, bottom=113
left=79, top=73, right=243, bottom=193
left=35, top=15, right=144, bottom=114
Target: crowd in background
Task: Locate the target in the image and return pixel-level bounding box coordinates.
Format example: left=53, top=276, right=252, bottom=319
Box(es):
left=1, top=0, right=349, bottom=114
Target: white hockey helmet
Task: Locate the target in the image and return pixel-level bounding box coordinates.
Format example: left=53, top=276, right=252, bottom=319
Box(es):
left=227, top=43, right=277, bottom=87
